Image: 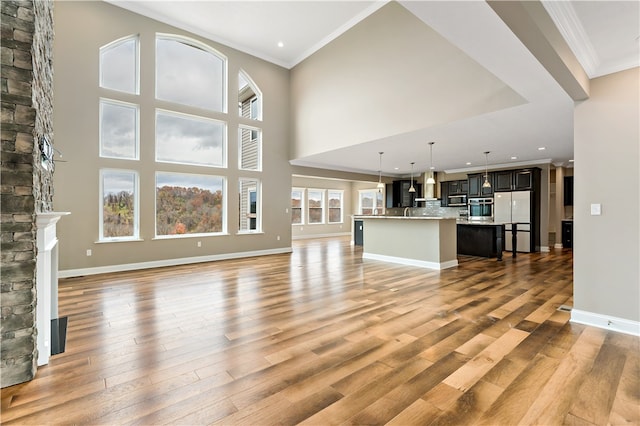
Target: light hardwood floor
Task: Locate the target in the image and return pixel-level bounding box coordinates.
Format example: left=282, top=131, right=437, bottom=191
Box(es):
left=1, top=237, right=638, bottom=425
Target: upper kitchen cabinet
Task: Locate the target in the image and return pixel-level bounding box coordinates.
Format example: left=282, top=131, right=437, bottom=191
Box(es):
left=494, top=168, right=540, bottom=192
left=468, top=173, right=494, bottom=197
left=391, top=180, right=421, bottom=208
left=448, top=179, right=468, bottom=195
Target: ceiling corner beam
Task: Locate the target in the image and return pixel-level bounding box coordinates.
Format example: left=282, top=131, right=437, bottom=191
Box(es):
left=487, top=0, right=589, bottom=101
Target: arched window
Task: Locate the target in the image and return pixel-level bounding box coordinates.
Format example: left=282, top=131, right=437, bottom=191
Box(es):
left=156, top=35, right=226, bottom=112
left=100, top=35, right=139, bottom=94
left=238, top=70, right=262, bottom=120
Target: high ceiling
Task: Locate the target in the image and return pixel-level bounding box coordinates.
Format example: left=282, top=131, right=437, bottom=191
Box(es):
left=107, top=0, right=639, bottom=177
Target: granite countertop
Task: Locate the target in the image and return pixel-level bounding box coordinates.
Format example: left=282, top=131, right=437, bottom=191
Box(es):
left=353, top=215, right=455, bottom=220
left=456, top=219, right=509, bottom=226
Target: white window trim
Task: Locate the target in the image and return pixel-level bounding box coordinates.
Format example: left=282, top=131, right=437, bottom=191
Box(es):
left=238, top=69, right=262, bottom=121
left=307, top=188, right=325, bottom=225
left=99, top=168, right=140, bottom=242
left=358, top=189, right=384, bottom=215
left=328, top=189, right=344, bottom=224
left=99, top=98, right=140, bottom=161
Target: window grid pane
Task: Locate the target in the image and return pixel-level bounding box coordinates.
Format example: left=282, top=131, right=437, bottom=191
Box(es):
left=101, top=169, right=138, bottom=240
left=100, top=99, right=138, bottom=160
left=239, top=178, right=260, bottom=232
left=308, top=190, right=324, bottom=224
left=100, top=37, right=138, bottom=94
left=328, top=190, right=343, bottom=223
left=291, top=189, right=303, bottom=224
left=156, top=172, right=225, bottom=236
left=155, top=110, right=226, bottom=167
left=156, top=37, right=224, bottom=112
left=239, top=126, right=261, bottom=171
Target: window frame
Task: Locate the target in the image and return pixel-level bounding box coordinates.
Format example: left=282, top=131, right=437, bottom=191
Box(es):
left=238, top=178, right=261, bottom=234
left=99, top=98, right=140, bottom=161
left=291, top=188, right=304, bottom=225
left=307, top=189, right=325, bottom=225
left=327, top=190, right=344, bottom=224
left=154, top=171, right=227, bottom=238
left=99, top=168, right=140, bottom=242
left=358, top=189, right=384, bottom=215
left=238, top=125, right=262, bottom=171
left=99, top=34, right=140, bottom=95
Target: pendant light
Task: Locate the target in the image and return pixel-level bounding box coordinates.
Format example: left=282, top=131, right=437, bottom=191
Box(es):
left=409, top=162, right=416, bottom=193
left=483, top=151, right=492, bottom=188
left=377, top=151, right=385, bottom=191
left=426, top=142, right=436, bottom=184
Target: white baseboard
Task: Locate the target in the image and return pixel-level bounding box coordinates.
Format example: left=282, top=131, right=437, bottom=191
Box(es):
left=59, top=247, right=293, bottom=278
left=540, top=246, right=550, bottom=252
left=554, top=243, right=563, bottom=249
left=292, top=232, right=350, bottom=240
left=362, top=252, right=458, bottom=270
left=571, top=309, right=640, bottom=337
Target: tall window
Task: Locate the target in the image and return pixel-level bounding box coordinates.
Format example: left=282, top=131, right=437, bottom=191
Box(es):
left=291, top=189, right=303, bottom=225
left=155, top=172, right=225, bottom=236
left=239, top=178, right=260, bottom=232
left=100, top=169, right=139, bottom=241
left=307, top=190, right=324, bottom=224
left=359, top=190, right=383, bottom=215
left=328, top=190, right=343, bottom=223
left=238, top=70, right=261, bottom=121
left=238, top=126, right=261, bottom=171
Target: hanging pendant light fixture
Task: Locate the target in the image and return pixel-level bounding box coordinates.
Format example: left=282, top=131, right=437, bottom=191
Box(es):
left=377, top=152, right=385, bottom=191
left=426, top=142, right=436, bottom=184
left=483, top=151, right=492, bottom=188
left=409, top=162, right=416, bottom=193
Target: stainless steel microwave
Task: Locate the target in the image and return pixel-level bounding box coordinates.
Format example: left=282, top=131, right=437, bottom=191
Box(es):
left=448, top=194, right=467, bottom=206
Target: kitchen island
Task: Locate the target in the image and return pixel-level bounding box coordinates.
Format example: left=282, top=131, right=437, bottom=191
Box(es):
left=456, top=220, right=506, bottom=260
left=355, top=216, right=458, bottom=270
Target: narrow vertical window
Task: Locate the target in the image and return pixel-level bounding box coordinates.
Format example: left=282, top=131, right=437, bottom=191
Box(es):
left=292, top=189, right=303, bottom=225
left=239, top=178, right=260, bottom=233
left=328, top=190, right=343, bottom=223
left=238, top=126, right=261, bottom=171
left=100, top=99, right=139, bottom=160
left=238, top=70, right=262, bottom=120
left=307, top=190, right=324, bottom=224
left=155, top=172, right=225, bottom=237
left=100, top=169, right=139, bottom=240
left=100, top=36, right=139, bottom=94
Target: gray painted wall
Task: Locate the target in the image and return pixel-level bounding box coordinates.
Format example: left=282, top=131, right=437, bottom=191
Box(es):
left=574, top=67, right=640, bottom=323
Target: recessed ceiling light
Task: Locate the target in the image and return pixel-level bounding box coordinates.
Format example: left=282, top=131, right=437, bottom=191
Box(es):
left=466, top=162, right=471, bottom=165
left=394, top=167, right=399, bottom=170
left=569, top=159, right=574, bottom=163
left=511, top=156, right=518, bottom=160
left=277, top=41, right=284, bottom=48
left=538, top=147, right=546, bottom=151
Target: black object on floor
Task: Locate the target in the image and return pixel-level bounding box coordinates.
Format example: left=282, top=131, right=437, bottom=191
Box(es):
left=51, top=316, right=68, bottom=355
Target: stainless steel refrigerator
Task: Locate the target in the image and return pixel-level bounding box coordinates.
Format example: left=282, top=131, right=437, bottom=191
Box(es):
left=494, top=191, right=532, bottom=252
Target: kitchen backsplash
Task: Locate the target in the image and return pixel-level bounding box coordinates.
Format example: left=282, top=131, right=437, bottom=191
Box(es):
left=386, top=200, right=466, bottom=218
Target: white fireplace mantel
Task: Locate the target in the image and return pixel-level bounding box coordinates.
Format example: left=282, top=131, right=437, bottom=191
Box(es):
left=36, top=211, right=70, bottom=366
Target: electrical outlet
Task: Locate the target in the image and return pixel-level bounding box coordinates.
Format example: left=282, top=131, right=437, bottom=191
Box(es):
left=277, top=235, right=280, bottom=241
left=86, top=249, right=92, bottom=256
left=197, top=241, right=202, bottom=247
left=285, top=208, right=289, bottom=214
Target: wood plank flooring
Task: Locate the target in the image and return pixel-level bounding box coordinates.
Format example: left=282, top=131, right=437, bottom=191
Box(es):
left=2, top=237, right=638, bottom=425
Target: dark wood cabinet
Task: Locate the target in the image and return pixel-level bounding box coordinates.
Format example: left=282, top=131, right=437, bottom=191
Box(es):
left=561, top=220, right=572, bottom=248
left=354, top=220, right=364, bottom=246
left=468, top=173, right=493, bottom=197
left=448, top=179, right=468, bottom=195
left=440, top=181, right=449, bottom=207
left=391, top=180, right=421, bottom=208
left=494, top=169, right=537, bottom=192
left=564, top=176, right=574, bottom=206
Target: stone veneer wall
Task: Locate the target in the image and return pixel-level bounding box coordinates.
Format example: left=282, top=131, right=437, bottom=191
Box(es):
left=1, top=0, right=55, bottom=388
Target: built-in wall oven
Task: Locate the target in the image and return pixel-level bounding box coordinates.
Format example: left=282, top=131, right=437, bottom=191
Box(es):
left=447, top=194, right=467, bottom=206
left=468, top=197, right=494, bottom=220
